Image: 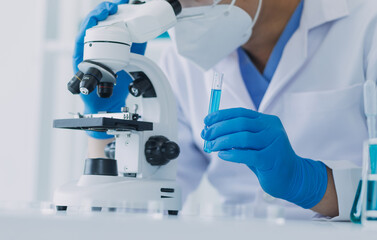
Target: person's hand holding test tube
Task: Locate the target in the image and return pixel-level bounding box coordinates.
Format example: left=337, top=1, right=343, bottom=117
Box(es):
left=203, top=72, right=224, bottom=153
left=201, top=78, right=330, bottom=211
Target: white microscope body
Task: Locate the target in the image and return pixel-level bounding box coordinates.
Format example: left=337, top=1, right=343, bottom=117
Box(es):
left=53, top=0, right=183, bottom=214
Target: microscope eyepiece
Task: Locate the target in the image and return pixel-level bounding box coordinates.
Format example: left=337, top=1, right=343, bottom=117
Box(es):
left=166, top=0, right=182, bottom=16
left=80, top=68, right=102, bottom=95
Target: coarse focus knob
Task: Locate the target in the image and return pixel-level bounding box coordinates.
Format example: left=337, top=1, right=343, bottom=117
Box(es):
left=145, top=136, right=180, bottom=166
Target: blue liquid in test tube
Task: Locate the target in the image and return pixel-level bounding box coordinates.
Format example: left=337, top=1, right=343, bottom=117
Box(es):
left=204, top=72, right=224, bottom=153
left=369, top=143, right=377, bottom=216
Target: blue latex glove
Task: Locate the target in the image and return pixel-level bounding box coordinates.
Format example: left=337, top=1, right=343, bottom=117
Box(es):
left=73, top=0, right=147, bottom=139
left=201, top=108, right=328, bottom=209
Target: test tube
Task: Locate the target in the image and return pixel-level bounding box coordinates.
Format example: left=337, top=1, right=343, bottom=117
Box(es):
left=203, top=72, right=224, bottom=153
left=352, top=80, right=377, bottom=223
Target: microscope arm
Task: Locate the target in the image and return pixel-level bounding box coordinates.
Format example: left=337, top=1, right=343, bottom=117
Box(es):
left=95, top=0, right=180, bottom=43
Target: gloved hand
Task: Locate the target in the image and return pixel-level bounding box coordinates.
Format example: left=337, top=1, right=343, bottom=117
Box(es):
left=201, top=108, right=328, bottom=209
left=73, top=0, right=147, bottom=139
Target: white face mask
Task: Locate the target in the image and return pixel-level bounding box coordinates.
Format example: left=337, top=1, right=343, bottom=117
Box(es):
left=168, top=0, right=262, bottom=71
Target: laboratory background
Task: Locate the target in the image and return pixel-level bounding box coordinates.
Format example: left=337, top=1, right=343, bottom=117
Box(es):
left=1, top=0, right=377, bottom=239
left=0, top=0, right=219, bottom=208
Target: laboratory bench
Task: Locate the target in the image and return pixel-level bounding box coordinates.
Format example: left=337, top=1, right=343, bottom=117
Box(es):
left=0, top=209, right=375, bottom=240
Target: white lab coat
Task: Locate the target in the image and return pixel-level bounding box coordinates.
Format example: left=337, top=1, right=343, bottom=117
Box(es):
left=159, top=0, right=377, bottom=220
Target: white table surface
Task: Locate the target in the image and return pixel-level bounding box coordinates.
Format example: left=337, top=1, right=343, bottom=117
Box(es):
left=0, top=210, right=376, bottom=240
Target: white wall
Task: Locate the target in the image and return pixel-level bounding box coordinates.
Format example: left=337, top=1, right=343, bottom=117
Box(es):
left=0, top=0, right=99, bottom=202
left=0, top=0, right=45, bottom=201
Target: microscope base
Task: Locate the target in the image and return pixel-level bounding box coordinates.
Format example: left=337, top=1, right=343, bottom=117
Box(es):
left=53, top=175, right=181, bottom=214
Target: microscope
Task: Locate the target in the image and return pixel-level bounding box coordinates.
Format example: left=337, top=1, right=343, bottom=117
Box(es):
left=53, top=0, right=182, bottom=215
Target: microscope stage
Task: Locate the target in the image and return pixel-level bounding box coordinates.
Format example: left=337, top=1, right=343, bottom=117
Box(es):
left=53, top=117, right=153, bottom=131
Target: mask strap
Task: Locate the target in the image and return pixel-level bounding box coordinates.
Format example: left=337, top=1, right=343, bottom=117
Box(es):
left=251, top=0, right=263, bottom=28
left=212, top=0, right=222, bottom=5
left=224, top=0, right=236, bottom=12
left=177, top=0, right=239, bottom=21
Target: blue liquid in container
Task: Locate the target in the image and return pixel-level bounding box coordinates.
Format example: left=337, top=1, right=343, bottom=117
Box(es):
left=208, top=89, right=222, bottom=113
left=204, top=89, right=222, bottom=153
left=350, top=143, right=377, bottom=223
left=350, top=180, right=377, bottom=223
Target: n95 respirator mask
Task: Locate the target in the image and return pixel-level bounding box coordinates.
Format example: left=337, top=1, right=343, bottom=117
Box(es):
left=169, top=0, right=262, bottom=70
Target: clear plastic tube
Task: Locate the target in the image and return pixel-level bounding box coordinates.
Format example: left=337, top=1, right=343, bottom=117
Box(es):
left=204, top=72, right=224, bottom=153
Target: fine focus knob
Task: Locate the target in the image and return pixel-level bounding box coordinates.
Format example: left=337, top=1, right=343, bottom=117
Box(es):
left=162, top=141, right=180, bottom=160
left=145, top=136, right=180, bottom=166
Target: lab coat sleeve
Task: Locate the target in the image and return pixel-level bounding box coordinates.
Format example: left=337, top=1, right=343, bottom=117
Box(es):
left=158, top=47, right=210, bottom=203
left=321, top=160, right=361, bottom=221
